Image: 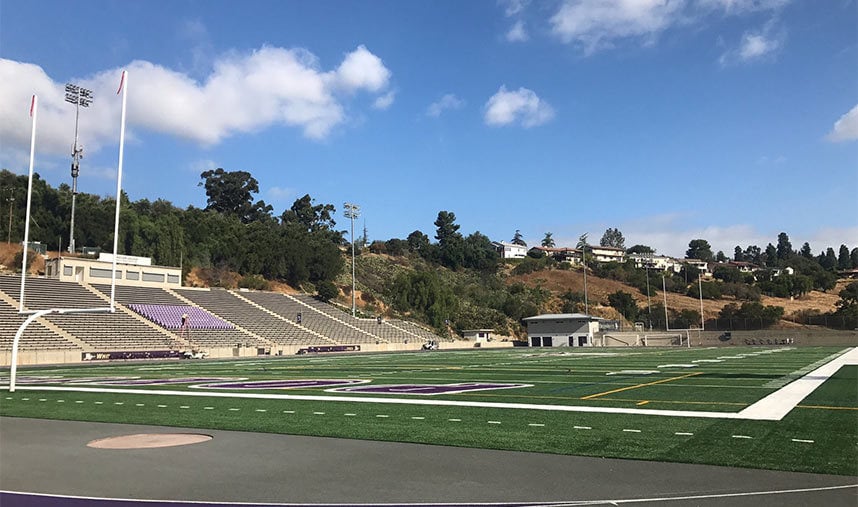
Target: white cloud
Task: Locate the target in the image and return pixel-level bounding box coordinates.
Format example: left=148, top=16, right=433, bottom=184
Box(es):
left=549, top=0, right=686, bottom=53
left=828, top=104, right=858, bottom=142
left=548, top=0, right=791, bottom=55
left=427, top=94, right=465, bottom=117
left=0, top=44, right=393, bottom=162
left=373, top=90, right=396, bottom=110
left=698, top=0, right=790, bottom=14
left=332, top=45, right=391, bottom=93
left=484, top=86, right=554, bottom=128
left=506, top=20, right=530, bottom=42
left=719, top=20, right=784, bottom=65
left=188, top=159, right=218, bottom=175
left=501, top=0, right=530, bottom=17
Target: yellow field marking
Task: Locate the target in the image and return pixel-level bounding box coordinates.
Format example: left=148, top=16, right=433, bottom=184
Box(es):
left=796, top=404, right=858, bottom=411
left=438, top=391, right=746, bottom=407
left=636, top=400, right=650, bottom=406
left=581, top=372, right=704, bottom=400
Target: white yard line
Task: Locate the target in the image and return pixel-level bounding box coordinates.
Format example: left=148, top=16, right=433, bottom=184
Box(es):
left=738, top=347, right=857, bottom=421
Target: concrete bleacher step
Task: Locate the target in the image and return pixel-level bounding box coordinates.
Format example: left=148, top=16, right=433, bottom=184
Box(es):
left=229, top=291, right=339, bottom=345
left=281, top=293, right=389, bottom=343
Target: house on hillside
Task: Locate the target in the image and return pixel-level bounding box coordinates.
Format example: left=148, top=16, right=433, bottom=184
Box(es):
left=493, top=241, right=527, bottom=259
left=527, top=246, right=582, bottom=265
left=682, top=258, right=711, bottom=277
left=628, top=254, right=682, bottom=273
left=588, top=245, right=626, bottom=263
left=522, top=313, right=599, bottom=347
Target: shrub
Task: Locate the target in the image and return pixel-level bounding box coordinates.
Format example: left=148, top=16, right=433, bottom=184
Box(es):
left=238, top=274, right=270, bottom=291
left=316, top=280, right=339, bottom=302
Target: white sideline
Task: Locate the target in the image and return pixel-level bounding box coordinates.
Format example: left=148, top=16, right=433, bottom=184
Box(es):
left=8, top=347, right=856, bottom=421
left=737, top=347, right=857, bottom=421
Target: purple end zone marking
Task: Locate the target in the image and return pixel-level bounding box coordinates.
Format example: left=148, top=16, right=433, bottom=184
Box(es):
left=193, top=379, right=369, bottom=390
left=90, top=377, right=238, bottom=386
left=329, top=382, right=531, bottom=396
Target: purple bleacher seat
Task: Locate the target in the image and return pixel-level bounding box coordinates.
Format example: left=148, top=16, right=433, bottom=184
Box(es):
left=128, top=304, right=234, bottom=330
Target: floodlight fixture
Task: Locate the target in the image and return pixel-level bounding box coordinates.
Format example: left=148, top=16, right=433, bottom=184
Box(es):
left=64, top=83, right=94, bottom=254
left=343, top=202, right=361, bottom=317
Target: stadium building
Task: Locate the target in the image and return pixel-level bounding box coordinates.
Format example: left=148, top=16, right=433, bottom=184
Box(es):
left=522, top=313, right=599, bottom=347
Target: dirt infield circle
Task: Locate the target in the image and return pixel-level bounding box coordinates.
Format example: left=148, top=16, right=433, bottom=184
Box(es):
left=87, top=433, right=213, bottom=449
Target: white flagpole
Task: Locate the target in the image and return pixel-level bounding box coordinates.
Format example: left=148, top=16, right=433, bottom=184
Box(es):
left=18, top=95, right=38, bottom=313
left=109, top=70, right=127, bottom=312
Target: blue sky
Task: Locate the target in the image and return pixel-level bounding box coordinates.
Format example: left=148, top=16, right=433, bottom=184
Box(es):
left=1, top=0, right=856, bottom=258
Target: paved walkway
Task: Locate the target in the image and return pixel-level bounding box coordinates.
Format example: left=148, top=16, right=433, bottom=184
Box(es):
left=1, top=417, right=855, bottom=506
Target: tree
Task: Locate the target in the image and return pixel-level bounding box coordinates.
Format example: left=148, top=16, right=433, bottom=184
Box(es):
left=743, top=245, right=762, bottom=265
left=764, top=243, right=777, bottom=266
left=833, top=282, right=858, bottom=317
left=316, top=280, right=339, bottom=302
left=462, top=231, right=499, bottom=271
left=686, top=239, right=713, bottom=261
left=776, top=232, right=793, bottom=260
left=608, top=291, right=639, bottom=323
left=407, top=230, right=429, bottom=254
left=434, top=211, right=460, bottom=244
left=823, top=247, right=838, bottom=271
left=600, top=228, right=625, bottom=249
left=434, top=211, right=464, bottom=269
left=542, top=232, right=555, bottom=248
left=838, top=244, right=851, bottom=270
left=852, top=248, right=858, bottom=270
left=626, top=244, right=655, bottom=255
left=281, top=194, right=338, bottom=236
left=715, top=250, right=727, bottom=262
left=511, top=229, right=527, bottom=247
left=734, top=246, right=743, bottom=262
left=800, top=242, right=813, bottom=259
left=200, top=168, right=271, bottom=223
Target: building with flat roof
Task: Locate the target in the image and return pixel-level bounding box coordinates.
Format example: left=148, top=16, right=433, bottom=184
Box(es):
left=45, top=253, right=181, bottom=288
left=521, top=313, right=599, bottom=347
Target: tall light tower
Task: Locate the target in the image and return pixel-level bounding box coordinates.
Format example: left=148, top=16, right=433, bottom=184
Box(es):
left=5, top=189, right=14, bottom=244
left=343, top=202, right=360, bottom=317
left=65, top=83, right=93, bottom=254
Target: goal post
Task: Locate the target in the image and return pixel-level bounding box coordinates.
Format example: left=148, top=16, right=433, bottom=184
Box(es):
left=9, top=71, right=129, bottom=393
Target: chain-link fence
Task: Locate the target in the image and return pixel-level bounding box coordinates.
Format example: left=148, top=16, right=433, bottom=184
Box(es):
left=702, top=316, right=857, bottom=331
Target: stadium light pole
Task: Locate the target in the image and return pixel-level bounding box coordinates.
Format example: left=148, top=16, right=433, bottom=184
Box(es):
left=5, top=189, right=14, bottom=244
left=643, top=252, right=652, bottom=331
left=662, top=274, right=670, bottom=331
left=65, top=83, right=93, bottom=255
left=343, top=202, right=360, bottom=317
left=698, top=272, right=705, bottom=331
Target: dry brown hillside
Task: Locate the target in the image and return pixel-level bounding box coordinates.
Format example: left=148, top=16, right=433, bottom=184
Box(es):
left=509, top=266, right=844, bottom=322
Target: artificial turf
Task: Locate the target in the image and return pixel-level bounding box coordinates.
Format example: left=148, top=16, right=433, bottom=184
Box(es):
left=1, top=346, right=856, bottom=475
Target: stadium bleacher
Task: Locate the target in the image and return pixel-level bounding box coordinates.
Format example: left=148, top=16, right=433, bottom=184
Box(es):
left=0, top=274, right=444, bottom=362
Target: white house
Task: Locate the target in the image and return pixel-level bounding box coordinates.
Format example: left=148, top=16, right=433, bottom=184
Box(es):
left=628, top=254, right=682, bottom=273
left=588, top=245, right=626, bottom=263
left=493, top=241, right=527, bottom=259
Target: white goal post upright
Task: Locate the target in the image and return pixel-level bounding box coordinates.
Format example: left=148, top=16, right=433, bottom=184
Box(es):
left=10, top=71, right=129, bottom=393
left=109, top=70, right=128, bottom=312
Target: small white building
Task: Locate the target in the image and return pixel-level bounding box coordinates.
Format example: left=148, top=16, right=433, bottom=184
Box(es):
left=522, top=313, right=599, bottom=347
left=493, top=241, right=527, bottom=259
left=462, top=329, right=495, bottom=343
left=45, top=253, right=182, bottom=288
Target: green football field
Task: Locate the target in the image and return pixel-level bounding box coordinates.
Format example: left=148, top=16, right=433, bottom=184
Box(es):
left=1, top=346, right=856, bottom=475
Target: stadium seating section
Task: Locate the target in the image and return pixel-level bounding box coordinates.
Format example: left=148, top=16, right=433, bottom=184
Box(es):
left=0, top=274, right=442, bottom=357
